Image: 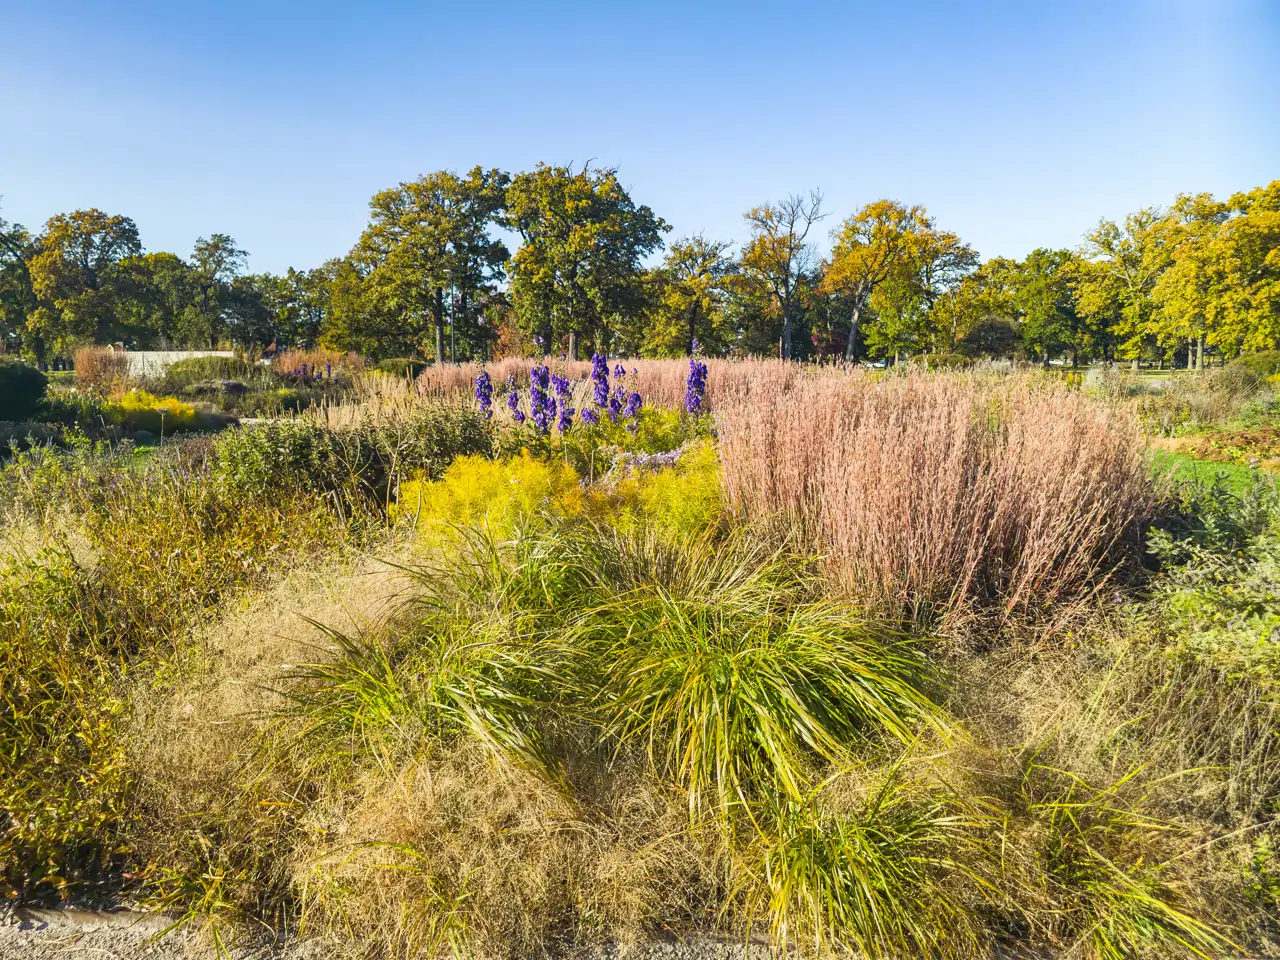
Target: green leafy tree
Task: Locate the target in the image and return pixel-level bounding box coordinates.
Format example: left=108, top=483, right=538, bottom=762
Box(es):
left=118, top=252, right=196, bottom=346
left=27, top=209, right=142, bottom=350
left=505, top=163, right=666, bottom=358
left=354, top=167, right=509, bottom=362
left=998, top=249, right=1091, bottom=365
left=642, top=235, right=735, bottom=356
left=1077, top=208, right=1176, bottom=363
left=1154, top=184, right=1279, bottom=364
left=180, top=233, right=248, bottom=346
left=0, top=205, right=38, bottom=359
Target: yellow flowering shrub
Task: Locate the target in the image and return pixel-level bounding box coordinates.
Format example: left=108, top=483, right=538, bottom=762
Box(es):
left=394, top=452, right=584, bottom=537
left=586, top=441, right=723, bottom=540
left=105, top=389, right=198, bottom=434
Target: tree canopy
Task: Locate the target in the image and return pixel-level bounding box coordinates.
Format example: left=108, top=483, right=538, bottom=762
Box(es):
left=2, top=175, right=1277, bottom=370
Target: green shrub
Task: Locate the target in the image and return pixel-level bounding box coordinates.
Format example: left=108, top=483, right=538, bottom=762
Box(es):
left=922, top=353, right=973, bottom=371
left=213, top=406, right=489, bottom=510
left=34, top=390, right=108, bottom=428
left=0, top=448, right=339, bottom=898
left=1211, top=351, right=1280, bottom=398
left=161, top=355, right=258, bottom=390
left=0, top=358, right=47, bottom=420
left=375, top=358, right=430, bottom=378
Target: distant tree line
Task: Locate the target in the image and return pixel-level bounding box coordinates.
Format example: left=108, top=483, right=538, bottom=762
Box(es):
left=2, top=169, right=1276, bottom=367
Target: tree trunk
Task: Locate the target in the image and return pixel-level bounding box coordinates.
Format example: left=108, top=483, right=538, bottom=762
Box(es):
left=1196, top=335, right=1204, bottom=372
left=687, top=301, right=700, bottom=356
left=1071, top=348, right=1079, bottom=369
left=434, top=288, right=445, bottom=365
left=782, top=301, right=792, bottom=361
left=845, top=302, right=862, bottom=361
left=568, top=331, right=578, bottom=361
left=1186, top=339, right=1194, bottom=371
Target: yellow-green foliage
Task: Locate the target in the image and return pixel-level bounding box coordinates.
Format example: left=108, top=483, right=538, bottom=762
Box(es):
left=395, top=452, right=584, bottom=537
left=598, top=442, right=723, bottom=540
left=105, top=389, right=198, bottom=434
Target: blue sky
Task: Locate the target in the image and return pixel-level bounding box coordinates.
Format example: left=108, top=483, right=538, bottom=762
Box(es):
left=1, top=1, right=1276, bottom=274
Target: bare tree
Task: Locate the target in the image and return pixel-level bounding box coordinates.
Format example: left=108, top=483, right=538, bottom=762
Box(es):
left=741, top=190, right=824, bottom=359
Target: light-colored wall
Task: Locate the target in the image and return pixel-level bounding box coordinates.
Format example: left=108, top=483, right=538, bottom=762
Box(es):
left=122, top=351, right=236, bottom=376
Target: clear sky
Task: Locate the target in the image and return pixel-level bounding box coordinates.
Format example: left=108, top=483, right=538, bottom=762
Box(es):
left=1, top=1, right=1276, bottom=274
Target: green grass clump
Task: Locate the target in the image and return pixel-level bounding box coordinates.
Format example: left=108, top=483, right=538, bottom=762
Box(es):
left=1014, top=762, right=1228, bottom=960
left=751, top=775, right=981, bottom=959
left=591, top=586, right=939, bottom=819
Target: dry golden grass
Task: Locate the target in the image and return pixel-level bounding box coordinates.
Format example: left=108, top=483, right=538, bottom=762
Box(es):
left=716, top=371, right=1154, bottom=629
left=294, top=746, right=722, bottom=959
left=73, top=345, right=131, bottom=392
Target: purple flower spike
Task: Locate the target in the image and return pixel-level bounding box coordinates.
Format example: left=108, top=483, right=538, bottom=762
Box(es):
left=529, top=364, right=553, bottom=434
left=590, top=353, right=610, bottom=407
left=580, top=407, right=599, bottom=426
left=475, top=370, right=493, bottom=419
left=686, top=358, right=709, bottom=415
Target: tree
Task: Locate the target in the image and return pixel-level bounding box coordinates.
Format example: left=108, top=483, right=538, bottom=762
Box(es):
left=1154, top=185, right=1279, bottom=364
left=821, top=200, right=928, bottom=360
left=505, top=163, right=666, bottom=358
left=0, top=204, right=37, bottom=359
left=740, top=191, right=823, bottom=360
left=998, top=249, right=1091, bottom=366
left=27, top=209, right=141, bottom=350
left=1076, top=208, right=1176, bottom=363
left=180, top=233, right=249, bottom=347
left=118, top=252, right=196, bottom=347
left=355, top=167, right=510, bottom=362
left=643, top=235, right=735, bottom=356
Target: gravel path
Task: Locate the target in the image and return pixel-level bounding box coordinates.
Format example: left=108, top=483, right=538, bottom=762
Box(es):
left=0, top=909, right=794, bottom=960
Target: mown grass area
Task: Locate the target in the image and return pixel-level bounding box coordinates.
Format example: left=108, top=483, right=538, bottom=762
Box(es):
left=3, top=361, right=1280, bottom=959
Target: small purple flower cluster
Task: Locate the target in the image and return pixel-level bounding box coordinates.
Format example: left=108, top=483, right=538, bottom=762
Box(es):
left=686, top=357, right=709, bottom=415
left=474, top=370, right=493, bottom=420
left=551, top=374, right=575, bottom=433
left=475, top=355, right=660, bottom=434
left=506, top=373, right=525, bottom=425
left=285, top=362, right=330, bottom=383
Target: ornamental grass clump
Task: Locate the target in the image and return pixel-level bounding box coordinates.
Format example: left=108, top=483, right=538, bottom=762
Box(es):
left=717, top=370, right=1154, bottom=629
left=748, top=775, right=983, bottom=960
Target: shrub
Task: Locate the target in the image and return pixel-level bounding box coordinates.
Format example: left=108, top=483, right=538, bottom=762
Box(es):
left=0, top=358, right=47, bottom=420
left=596, top=441, right=724, bottom=540
left=33, top=389, right=107, bottom=429
left=215, top=405, right=489, bottom=510
left=103, top=389, right=198, bottom=435
left=160, top=355, right=258, bottom=391
left=376, top=358, right=430, bottom=378
left=1210, top=351, right=1280, bottom=398
left=394, top=452, right=583, bottom=536
left=0, top=449, right=339, bottom=898
left=921, top=353, right=973, bottom=371
left=73, top=346, right=131, bottom=392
